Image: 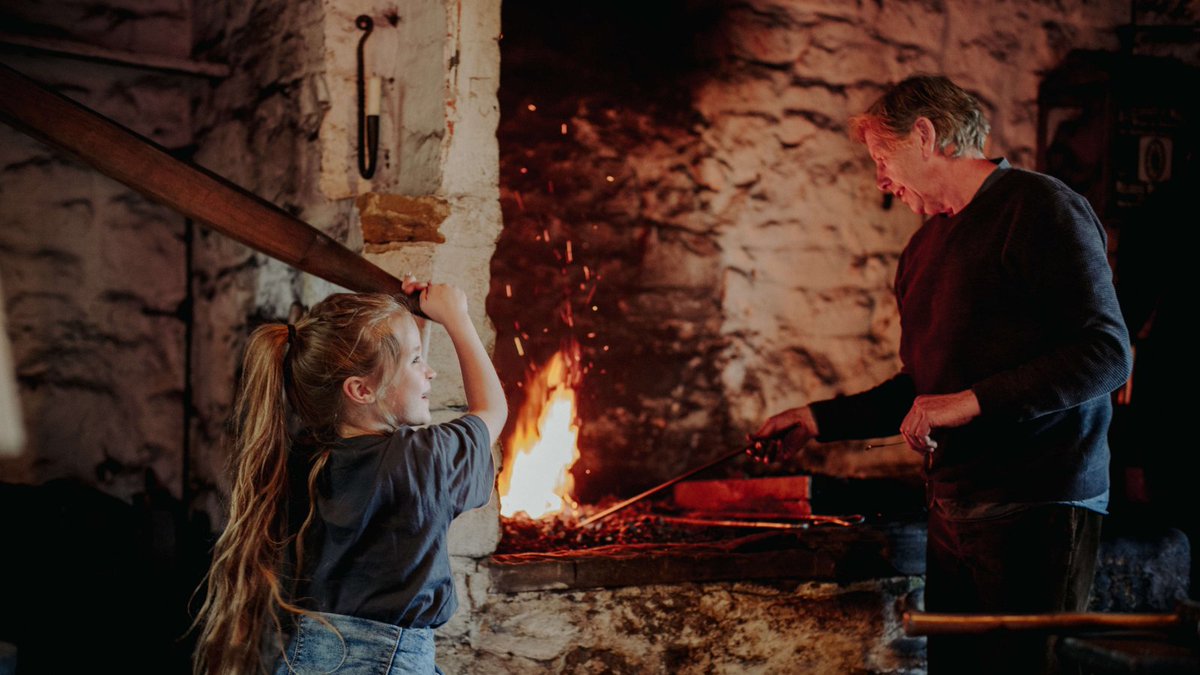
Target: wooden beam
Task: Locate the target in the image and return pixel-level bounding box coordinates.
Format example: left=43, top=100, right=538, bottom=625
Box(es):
left=0, top=33, right=230, bottom=78
left=0, top=63, right=404, bottom=296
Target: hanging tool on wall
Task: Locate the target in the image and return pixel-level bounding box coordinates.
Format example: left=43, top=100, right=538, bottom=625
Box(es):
left=356, top=14, right=380, bottom=179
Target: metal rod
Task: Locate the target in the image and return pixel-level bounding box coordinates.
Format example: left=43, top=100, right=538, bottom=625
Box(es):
left=579, top=447, right=746, bottom=527
left=658, top=516, right=809, bottom=530
left=661, top=514, right=863, bottom=529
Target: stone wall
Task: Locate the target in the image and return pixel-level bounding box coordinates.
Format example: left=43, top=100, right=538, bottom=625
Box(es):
left=440, top=565, right=922, bottom=675
left=0, top=0, right=193, bottom=57
left=0, top=42, right=191, bottom=500
left=187, top=0, right=347, bottom=521
left=488, top=0, right=1137, bottom=503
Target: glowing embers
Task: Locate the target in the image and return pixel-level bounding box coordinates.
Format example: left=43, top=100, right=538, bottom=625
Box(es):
left=499, top=345, right=583, bottom=519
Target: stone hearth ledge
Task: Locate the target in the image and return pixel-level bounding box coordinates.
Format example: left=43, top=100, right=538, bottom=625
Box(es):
left=487, top=519, right=926, bottom=593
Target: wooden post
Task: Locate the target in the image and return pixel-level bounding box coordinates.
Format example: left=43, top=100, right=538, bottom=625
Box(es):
left=0, top=63, right=403, bottom=296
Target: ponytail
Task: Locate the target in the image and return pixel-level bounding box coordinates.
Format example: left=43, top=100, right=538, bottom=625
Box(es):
left=193, top=324, right=306, bottom=675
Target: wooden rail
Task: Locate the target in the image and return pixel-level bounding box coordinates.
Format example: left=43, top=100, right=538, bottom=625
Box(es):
left=0, top=63, right=403, bottom=296
left=904, top=610, right=1183, bottom=636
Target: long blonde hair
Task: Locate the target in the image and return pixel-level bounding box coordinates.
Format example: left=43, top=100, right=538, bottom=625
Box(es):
left=192, top=293, right=411, bottom=675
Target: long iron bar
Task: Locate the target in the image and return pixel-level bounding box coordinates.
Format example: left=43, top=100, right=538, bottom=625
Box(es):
left=659, top=514, right=863, bottom=529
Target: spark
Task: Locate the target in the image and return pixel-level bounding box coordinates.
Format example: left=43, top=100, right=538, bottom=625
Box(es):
left=506, top=284, right=513, bottom=298
left=605, top=175, right=614, bottom=182
left=561, top=123, right=568, bottom=135
left=566, top=240, right=573, bottom=263
left=514, top=336, right=525, bottom=357
left=527, top=103, right=537, bottom=111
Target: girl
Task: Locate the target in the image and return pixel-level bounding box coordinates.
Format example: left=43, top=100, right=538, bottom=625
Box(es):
left=193, top=278, right=506, bottom=675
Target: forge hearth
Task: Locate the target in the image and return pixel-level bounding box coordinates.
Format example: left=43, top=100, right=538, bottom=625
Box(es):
left=491, top=515, right=925, bottom=594
left=492, top=473, right=925, bottom=593
left=463, top=475, right=927, bottom=673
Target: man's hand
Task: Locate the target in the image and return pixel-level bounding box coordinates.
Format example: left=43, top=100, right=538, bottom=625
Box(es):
left=748, top=406, right=819, bottom=463
left=900, top=390, right=981, bottom=452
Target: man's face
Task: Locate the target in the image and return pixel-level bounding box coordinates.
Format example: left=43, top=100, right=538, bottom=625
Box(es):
left=865, top=128, right=942, bottom=216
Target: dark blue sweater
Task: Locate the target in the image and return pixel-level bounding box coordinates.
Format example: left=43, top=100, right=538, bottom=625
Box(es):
left=811, top=160, right=1132, bottom=503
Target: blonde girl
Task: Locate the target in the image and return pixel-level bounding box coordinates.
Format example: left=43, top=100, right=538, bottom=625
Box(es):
left=193, top=278, right=505, bottom=674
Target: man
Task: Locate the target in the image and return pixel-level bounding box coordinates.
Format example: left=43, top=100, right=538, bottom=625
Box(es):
left=754, top=75, right=1131, bottom=674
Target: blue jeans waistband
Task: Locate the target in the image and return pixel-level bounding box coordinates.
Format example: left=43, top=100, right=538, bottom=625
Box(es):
left=272, top=611, right=438, bottom=675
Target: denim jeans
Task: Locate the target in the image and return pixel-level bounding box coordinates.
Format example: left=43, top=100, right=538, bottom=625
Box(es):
left=272, top=611, right=442, bottom=675
left=925, top=504, right=1102, bottom=675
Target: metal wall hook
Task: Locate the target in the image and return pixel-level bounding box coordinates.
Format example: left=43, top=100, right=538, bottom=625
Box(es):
left=356, top=15, right=378, bottom=179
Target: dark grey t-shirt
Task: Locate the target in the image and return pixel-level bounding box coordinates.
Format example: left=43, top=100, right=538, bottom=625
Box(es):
left=292, top=414, right=493, bottom=627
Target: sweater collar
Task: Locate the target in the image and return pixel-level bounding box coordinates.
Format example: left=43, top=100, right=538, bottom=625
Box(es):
left=974, top=157, right=1011, bottom=199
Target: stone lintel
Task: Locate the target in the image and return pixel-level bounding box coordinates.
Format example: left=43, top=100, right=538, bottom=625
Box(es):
left=357, top=193, right=449, bottom=249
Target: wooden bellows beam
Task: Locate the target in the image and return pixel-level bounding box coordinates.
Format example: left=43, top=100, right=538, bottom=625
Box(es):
left=0, top=63, right=403, bottom=296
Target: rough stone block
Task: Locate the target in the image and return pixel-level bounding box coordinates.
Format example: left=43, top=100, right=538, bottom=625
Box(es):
left=451, top=576, right=922, bottom=673
left=357, top=193, right=449, bottom=247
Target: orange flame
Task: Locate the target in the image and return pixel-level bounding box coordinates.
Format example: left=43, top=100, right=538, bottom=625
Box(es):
left=499, top=348, right=581, bottom=518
